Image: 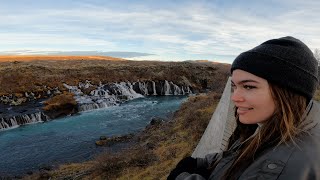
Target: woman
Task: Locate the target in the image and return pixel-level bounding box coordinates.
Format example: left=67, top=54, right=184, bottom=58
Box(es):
left=168, top=36, right=320, bottom=180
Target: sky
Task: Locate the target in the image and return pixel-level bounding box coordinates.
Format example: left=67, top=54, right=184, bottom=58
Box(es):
left=0, top=0, right=319, bottom=63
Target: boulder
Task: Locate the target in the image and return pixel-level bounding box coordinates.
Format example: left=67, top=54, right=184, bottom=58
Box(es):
left=149, top=117, right=165, bottom=126
left=100, top=136, right=107, bottom=140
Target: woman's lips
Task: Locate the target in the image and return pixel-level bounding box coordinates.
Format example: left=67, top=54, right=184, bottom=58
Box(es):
left=237, top=107, right=253, bottom=114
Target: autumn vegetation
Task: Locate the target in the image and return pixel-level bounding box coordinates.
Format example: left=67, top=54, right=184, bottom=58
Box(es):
left=0, top=56, right=230, bottom=98
left=42, top=92, right=78, bottom=118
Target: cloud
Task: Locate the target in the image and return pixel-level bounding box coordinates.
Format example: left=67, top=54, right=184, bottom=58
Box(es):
left=0, top=50, right=154, bottom=58
left=0, top=0, right=319, bottom=62
left=99, top=52, right=155, bottom=58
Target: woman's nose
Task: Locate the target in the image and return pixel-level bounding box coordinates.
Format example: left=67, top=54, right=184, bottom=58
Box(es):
left=231, top=89, right=244, bottom=102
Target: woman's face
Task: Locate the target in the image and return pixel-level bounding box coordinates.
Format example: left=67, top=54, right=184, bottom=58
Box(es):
left=231, top=69, right=276, bottom=124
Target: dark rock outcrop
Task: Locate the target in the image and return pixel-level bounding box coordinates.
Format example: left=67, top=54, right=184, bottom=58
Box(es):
left=95, top=134, right=134, bottom=146
left=149, top=117, right=165, bottom=126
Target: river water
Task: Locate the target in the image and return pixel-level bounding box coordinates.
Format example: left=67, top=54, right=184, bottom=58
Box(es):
left=0, top=96, right=187, bottom=176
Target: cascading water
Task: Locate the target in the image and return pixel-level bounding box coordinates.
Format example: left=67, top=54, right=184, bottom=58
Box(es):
left=0, top=112, right=48, bottom=130
left=152, top=81, right=157, bottom=95
left=0, top=80, right=192, bottom=130
left=164, top=80, right=171, bottom=95
left=65, top=80, right=191, bottom=112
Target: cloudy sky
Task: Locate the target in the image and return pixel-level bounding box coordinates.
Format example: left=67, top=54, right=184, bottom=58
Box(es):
left=0, top=0, right=319, bottom=63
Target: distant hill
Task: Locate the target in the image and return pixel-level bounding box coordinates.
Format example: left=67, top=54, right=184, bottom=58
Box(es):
left=0, top=55, right=125, bottom=62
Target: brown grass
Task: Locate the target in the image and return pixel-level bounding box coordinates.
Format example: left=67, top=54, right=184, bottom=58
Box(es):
left=0, top=59, right=230, bottom=96
left=42, top=92, right=78, bottom=118
left=43, top=92, right=76, bottom=111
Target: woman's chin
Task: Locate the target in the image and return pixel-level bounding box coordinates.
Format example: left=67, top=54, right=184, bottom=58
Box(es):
left=239, top=117, right=254, bottom=124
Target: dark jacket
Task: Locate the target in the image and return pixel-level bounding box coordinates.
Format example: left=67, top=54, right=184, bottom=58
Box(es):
left=176, top=101, right=320, bottom=180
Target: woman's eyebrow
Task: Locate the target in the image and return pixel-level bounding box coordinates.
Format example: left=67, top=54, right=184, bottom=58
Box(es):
left=231, top=79, right=259, bottom=84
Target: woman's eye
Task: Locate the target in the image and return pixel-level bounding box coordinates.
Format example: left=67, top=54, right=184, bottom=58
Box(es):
left=243, top=85, right=256, bottom=90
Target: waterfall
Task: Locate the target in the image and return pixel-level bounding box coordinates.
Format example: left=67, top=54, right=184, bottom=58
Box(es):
left=78, top=103, right=100, bottom=112
left=74, top=82, right=143, bottom=112
left=152, top=81, right=157, bottom=95
left=10, top=117, right=18, bottom=127
left=0, top=118, right=9, bottom=129
left=170, top=82, right=182, bottom=95
left=0, top=80, right=192, bottom=130
left=77, top=95, right=119, bottom=112
left=91, top=88, right=109, bottom=97
left=186, top=86, right=192, bottom=94
left=140, top=82, right=149, bottom=95
left=63, top=83, right=83, bottom=95
left=133, top=82, right=148, bottom=95
left=116, top=82, right=144, bottom=99
left=164, top=80, right=171, bottom=95
left=0, top=112, right=48, bottom=130
left=63, top=80, right=192, bottom=113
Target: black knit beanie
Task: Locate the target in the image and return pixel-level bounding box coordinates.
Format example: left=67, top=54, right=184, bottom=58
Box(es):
left=231, top=36, right=318, bottom=100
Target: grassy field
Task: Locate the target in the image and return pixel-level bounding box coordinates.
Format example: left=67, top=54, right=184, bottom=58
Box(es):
left=0, top=56, right=230, bottom=97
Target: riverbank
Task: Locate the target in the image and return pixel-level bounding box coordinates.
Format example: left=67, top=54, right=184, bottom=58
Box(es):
left=22, top=92, right=220, bottom=179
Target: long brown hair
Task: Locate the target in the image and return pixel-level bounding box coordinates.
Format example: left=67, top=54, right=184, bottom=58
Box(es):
left=223, top=83, right=308, bottom=180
